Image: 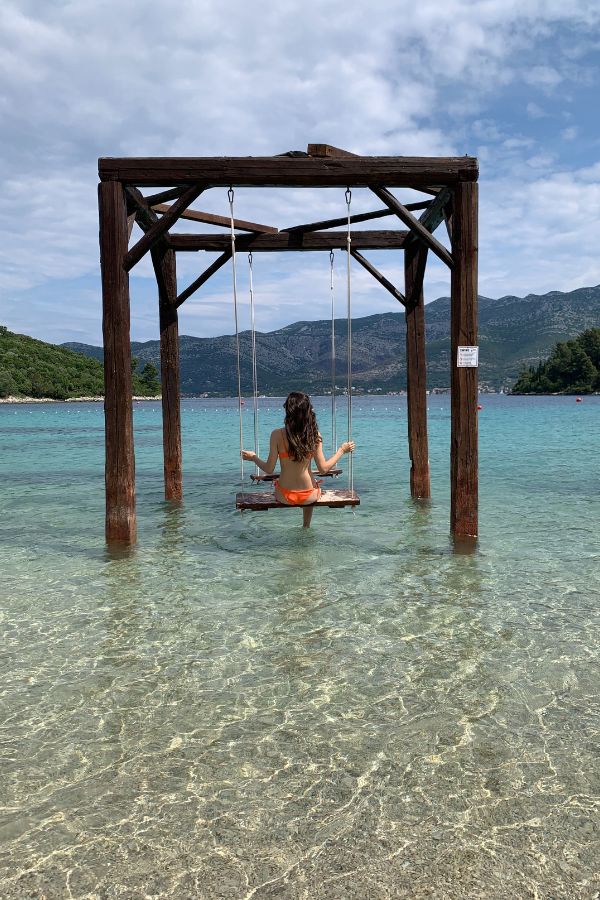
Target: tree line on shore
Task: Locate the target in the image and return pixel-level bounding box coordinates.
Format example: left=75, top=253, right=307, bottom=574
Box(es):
left=512, top=328, right=600, bottom=394
left=0, top=326, right=159, bottom=399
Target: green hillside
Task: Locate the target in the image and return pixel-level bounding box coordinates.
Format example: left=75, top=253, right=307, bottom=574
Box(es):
left=64, top=284, right=600, bottom=394
left=0, top=326, right=159, bottom=399
left=512, top=328, right=600, bottom=394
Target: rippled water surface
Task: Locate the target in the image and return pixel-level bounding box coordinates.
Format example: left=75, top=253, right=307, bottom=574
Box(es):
left=1, top=395, right=599, bottom=899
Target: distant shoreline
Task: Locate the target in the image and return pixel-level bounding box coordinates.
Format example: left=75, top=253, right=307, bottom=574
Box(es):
left=0, top=395, right=161, bottom=404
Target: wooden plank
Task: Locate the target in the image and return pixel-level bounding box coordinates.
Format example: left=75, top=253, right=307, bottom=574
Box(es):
left=169, top=230, right=409, bottom=252
left=152, top=202, right=277, bottom=234
left=371, top=186, right=454, bottom=268
left=405, top=244, right=428, bottom=310
left=282, top=202, right=429, bottom=234
left=450, top=182, right=478, bottom=539
left=99, top=181, right=136, bottom=544
left=307, top=144, right=359, bottom=158
left=124, top=183, right=205, bottom=271
left=175, top=250, right=232, bottom=308
left=236, top=489, right=360, bottom=510
left=250, top=468, right=342, bottom=482
left=413, top=186, right=453, bottom=237
left=405, top=243, right=430, bottom=499
left=350, top=249, right=406, bottom=307
left=125, top=186, right=160, bottom=231
left=143, top=186, right=189, bottom=206
left=153, top=246, right=182, bottom=502
left=98, top=156, right=479, bottom=187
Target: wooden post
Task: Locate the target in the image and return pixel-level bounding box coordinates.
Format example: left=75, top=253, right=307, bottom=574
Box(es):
left=450, top=182, right=478, bottom=538
left=404, top=244, right=430, bottom=499
left=153, top=247, right=183, bottom=501
left=99, top=181, right=136, bottom=544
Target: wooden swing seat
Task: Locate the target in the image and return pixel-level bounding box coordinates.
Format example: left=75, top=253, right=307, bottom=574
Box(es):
left=250, top=467, right=342, bottom=483
left=236, top=488, right=360, bottom=511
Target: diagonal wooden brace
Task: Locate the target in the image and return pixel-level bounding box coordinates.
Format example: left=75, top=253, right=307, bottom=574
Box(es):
left=124, top=183, right=206, bottom=271
left=350, top=249, right=406, bottom=307
left=371, top=186, right=454, bottom=269
left=175, top=250, right=233, bottom=308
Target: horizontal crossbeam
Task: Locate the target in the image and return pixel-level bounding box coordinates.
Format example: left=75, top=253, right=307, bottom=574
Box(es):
left=152, top=203, right=277, bottom=234
left=99, top=156, right=478, bottom=187
left=168, top=230, right=409, bottom=251
left=281, top=201, right=429, bottom=234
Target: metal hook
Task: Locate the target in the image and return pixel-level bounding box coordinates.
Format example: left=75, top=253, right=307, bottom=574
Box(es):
left=227, top=186, right=234, bottom=203
left=345, top=187, right=352, bottom=206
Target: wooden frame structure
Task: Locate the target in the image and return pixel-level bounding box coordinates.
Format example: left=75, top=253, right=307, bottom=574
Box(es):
left=98, top=145, right=478, bottom=544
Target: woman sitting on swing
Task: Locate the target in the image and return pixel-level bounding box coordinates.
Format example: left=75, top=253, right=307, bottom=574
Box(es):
left=242, top=391, right=355, bottom=528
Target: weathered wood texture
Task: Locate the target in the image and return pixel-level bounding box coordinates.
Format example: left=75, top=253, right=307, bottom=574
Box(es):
left=371, top=186, right=454, bottom=268
left=236, top=489, right=360, bottom=510
left=124, top=184, right=205, bottom=271
left=152, top=203, right=277, bottom=234
left=153, top=246, right=182, bottom=501
left=99, top=181, right=136, bottom=544
left=175, top=250, right=232, bottom=307
left=282, top=202, right=429, bottom=234
left=250, top=468, right=342, bottom=482
left=169, top=230, right=409, bottom=252
left=450, top=182, right=478, bottom=538
left=99, top=156, right=478, bottom=187
left=307, top=144, right=358, bottom=158
left=350, top=249, right=406, bottom=306
left=404, top=243, right=430, bottom=499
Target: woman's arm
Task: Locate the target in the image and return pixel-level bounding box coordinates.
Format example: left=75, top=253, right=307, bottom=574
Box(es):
left=313, top=438, right=355, bottom=474
left=241, top=429, right=279, bottom=474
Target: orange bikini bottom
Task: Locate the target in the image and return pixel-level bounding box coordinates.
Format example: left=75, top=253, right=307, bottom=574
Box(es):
left=274, top=480, right=322, bottom=506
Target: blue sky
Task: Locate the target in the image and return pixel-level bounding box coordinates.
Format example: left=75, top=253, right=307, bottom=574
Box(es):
left=1, top=0, right=599, bottom=346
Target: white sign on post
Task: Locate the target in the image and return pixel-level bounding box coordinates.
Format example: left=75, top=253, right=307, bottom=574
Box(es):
left=457, top=346, right=479, bottom=368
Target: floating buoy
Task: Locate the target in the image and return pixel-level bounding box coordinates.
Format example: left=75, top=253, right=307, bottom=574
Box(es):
left=576, top=397, right=582, bottom=403
left=477, top=404, right=482, bottom=411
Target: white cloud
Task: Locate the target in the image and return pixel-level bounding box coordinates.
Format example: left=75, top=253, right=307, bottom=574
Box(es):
left=1, top=0, right=600, bottom=341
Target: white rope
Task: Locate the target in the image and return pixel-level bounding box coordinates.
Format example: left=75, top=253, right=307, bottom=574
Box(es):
left=329, top=250, right=337, bottom=453
left=345, top=188, right=354, bottom=496
left=228, top=187, right=244, bottom=486
left=248, top=251, right=260, bottom=475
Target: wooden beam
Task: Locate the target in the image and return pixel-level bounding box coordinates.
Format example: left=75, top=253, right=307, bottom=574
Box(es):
left=175, top=250, right=232, bottom=307
left=168, top=230, right=409, bottom=252
left=450, top=182, right=478, bottom=539
left=371, top=186, right=454, bottom=269
left=124, top=183, right=205, bottom=271
left=125, top=186, right=160, bottom=231
left=405, top=244, right=428, bottom=310
left=99, top=181, right=136, bottom=544
left=152, top=202, right=277, bottom=234
left=350, top=249, right=406, bottom=307
left=307, top=144, right=359, bottom=158
left=413, top=186, right=453, bottom=237
left=143, top=186, right=189, bottom=206
left=282, top=202, right=429, bottom=234
left=98, top=156, right=479, bottom=188
left=153, top=246, right=182, bottom=502
left=405, top=243, right=430, bottom=499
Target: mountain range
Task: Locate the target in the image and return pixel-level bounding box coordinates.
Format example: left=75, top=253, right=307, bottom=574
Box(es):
left=63, top=285, right=600, bottom=394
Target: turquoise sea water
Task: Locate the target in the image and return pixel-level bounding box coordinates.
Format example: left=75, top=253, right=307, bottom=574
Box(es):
left=1, top=395, right=599, bottom=899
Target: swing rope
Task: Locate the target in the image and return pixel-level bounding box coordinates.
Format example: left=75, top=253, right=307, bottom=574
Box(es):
left=228, top=187, right=244, bottom=487
left=345, top=188, right=354, bottom=496
left=248, top=251, right=260, bottom=474
left=329, top=249, right=337, bottom=453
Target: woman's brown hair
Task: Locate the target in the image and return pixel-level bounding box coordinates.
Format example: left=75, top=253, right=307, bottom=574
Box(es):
left=283, top=392, right=321, bottom=462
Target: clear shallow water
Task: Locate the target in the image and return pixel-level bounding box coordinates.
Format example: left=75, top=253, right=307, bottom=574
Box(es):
left=1, top=395, right=599, bottom=899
